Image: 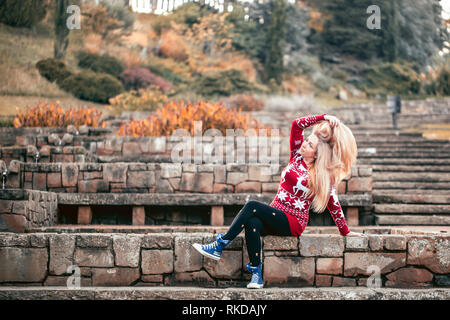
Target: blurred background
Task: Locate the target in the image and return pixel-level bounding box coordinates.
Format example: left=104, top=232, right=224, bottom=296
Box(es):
left=0, top=0, right=448, bottom=131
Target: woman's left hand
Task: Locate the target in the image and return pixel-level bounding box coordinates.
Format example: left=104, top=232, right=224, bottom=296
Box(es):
left=324, top=115, right=341, bottom=128
left=346, top=231, right=365, bottom=237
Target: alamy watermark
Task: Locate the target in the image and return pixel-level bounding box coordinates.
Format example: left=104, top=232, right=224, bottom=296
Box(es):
left=170, top=120, right=281, bottom=175
left=367, top=5, right=381, bottom=30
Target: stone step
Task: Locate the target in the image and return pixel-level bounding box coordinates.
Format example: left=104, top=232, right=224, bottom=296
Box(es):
left=0, top=287, right=449, bottom=300
left=359, top=147, right=450, bottom=153
left=358, top=158, right=450, bottom=166
left=374, top=189, right=450, bottom=195
left=373, top=193, right=450, bottom=204
left=375, top=215, right=450, bottom=225
left=358, top=153, right=450, bottom=159
left=373, top=172, right=450, bottom=182
left=373, top=181, right=450, bottom=190
left=373, top=204, right=450, bottom=214
left=372, top=165, right=450, bottom=172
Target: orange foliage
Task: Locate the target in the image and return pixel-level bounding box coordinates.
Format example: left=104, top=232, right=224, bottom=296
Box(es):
left=116, top=100, right=271, bottom=137
left=13, top=103, right=105, bottom=128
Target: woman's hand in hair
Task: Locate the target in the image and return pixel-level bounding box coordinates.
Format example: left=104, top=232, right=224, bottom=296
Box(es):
left=324, top=115, right=341, bottom=128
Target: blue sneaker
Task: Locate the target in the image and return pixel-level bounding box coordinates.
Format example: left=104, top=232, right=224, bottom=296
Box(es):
left=192, top=233, right=230, bottom=261
left=246, top=262, right=264, bottom=289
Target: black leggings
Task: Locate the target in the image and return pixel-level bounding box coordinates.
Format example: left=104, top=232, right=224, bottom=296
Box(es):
left=222, top=200, right=292, bottom=266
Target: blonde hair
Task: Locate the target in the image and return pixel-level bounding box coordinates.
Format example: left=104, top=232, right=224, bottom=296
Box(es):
left=303, top=120, right=357, bottom=213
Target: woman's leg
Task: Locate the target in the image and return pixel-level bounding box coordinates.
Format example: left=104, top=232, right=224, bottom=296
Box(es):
left=222, top=200, right=291, bottom=266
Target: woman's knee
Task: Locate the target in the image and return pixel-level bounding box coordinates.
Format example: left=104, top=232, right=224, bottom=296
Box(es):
left=244, top=200, right=261, bottom=212
left=244, top=217, right=262, bottom=233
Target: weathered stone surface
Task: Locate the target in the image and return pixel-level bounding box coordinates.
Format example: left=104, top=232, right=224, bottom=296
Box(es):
left=213, top=165, right=226, bottom=184
left=174, top=233, right=204, bottom=272
left=103, top=164, right=127, bottom=183
left=235, top=182, right=261, bottom=193
left=435, top=275, right=450, bottom=287
left=61, top=164, right=79, bottom=187
left=30, top=234, right=49, bottom=247
left=0, top=247, right=48, bottom=282
left=180, top=173, right=213, bottom=192
left=173, top=270, right=215, bottom=287
left=127, top=171, right=155, bottom=188
left=0, top=214, right=27, bottom=232
left=299, top=235, right=344, bottom=257
left=160, top=163, right=182, bottom=178
left=204, top=251, right=242, bottom=279
left=74, top=248, right=114, bottom=267
left=385, top=267, right=433, bottom=288
left=91, top=267, right=140, bottom=286
left=141, top=250, right=173, bottom=274
left=226, top=172, right=249, bottom=185
left=384, top=235, right=406, bottom=251
left=49, top=234, right=76, bottom=276
left=44, top=276, right=91, bottom=287
left=315, top=275, right=332, bottom=287
left=0, top=233, right=30, bottom=247
left=142, top=233, right=173, bottom=249
left=332, top=277, right=357, bottom=287
left=407, top=236, right=450, bottom=274
left=347, top=177, right=372, bottom=192
left=344, top=252, right=406, bottom=277
left=368, top=235, right=384, bottom=251
left=264, top=236, right=298, bottom=251
left=141, top=274, right=163, bottom=283
left=264, top=256, right=315, bottom=286
left=316, top=258, right=343, bottom=275
left=345, top=236, right=369, bottom=251
left=76, top=234, right=111, bottom=248
left=33, top=172, right=46, bottom=190
left=78, top=180, right=109, bottom=193
left=47, top=173, right=61, bottom=188
left=113, top=235, right=142, bottom=268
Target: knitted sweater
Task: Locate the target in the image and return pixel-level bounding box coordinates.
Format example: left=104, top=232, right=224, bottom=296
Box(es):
left=269, top=114, right=351, bottom=237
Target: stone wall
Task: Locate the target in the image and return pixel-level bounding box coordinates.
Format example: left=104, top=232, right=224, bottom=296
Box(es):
left=4, top=160, right=372, bottom=195
left=0, top=231, right=448, bottom=288
left=0, top=190, right=57, bottom=233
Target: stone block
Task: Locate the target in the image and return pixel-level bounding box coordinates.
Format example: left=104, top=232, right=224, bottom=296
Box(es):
left=347, top=177, right=372, bottom=192
left=142, top=233, right=173, bottom=249
left=76, top=234, right=111, bottom=248
left=204, top=250, right=242, bottom=279
left=74, top=248, right=114, bottom=267
left=91, top=267, right=140, bottom=286
left=132, top=206, right=145, bottom=226
left=407, top=235, right=450, bottom=274
left=383, top=235, right=406, bottom=251
left=316, top=258, right=343, bottom=275
left=174, top=233, right=204, bottom=272
left=299, top=235, right=344, bottom=257
left=385, top=267, right=433, bottom=288
left=235, top=182, right=261, bottom=193
left=264, top=236, right=298, bottom=251
left=0, top=214, right=27, bottom=233
left=49, top=234, right=76, bottom=276
left=345, top=235, right=369, bottom=251
left=112, top=234, right=142, bottom=268
left=127, top=171, right=155, bottom=188
left=62, top=164, right=79, bottom=187
left=47, top=173, right=61, bottom=188
left=77, top=206, right=92, bottom=225
left=344, top=252, right=406, bottom=277
left=263, top=256, right=315, bottom=286
left=141, top=250, right=173, bottom=274
left=0, top=247, right=48, bottom=282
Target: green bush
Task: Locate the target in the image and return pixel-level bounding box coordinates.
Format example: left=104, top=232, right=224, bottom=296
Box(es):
left=36, top=58, right=72, bottom=85
left=195, top=69, right=255, bottom=97
left=76, top=51, right=125, bottom=78
left=60, top=70, right=124, bottom=103
left=436, top=66, right=450, bottom=96
left=0, top=0, right=48, bottom=27
left=358, top=62, right=421, bottom=96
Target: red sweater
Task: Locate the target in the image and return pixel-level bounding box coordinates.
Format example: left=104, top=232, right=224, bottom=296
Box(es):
left=269, top=114, right=351, bottom=237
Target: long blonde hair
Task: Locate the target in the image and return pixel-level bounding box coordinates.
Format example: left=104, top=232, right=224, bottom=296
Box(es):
left=303, top=120, right=357, bottom=213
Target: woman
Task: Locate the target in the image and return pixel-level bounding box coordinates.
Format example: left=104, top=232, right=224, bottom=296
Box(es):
left=193, top=114, right=364, bottom=289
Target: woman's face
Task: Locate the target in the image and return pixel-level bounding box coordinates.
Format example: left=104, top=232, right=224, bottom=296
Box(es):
left=300, top=134, right=319, bottom=160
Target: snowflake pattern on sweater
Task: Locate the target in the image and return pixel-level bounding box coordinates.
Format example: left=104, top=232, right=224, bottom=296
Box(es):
left=269, top=114, right=351, bottom=236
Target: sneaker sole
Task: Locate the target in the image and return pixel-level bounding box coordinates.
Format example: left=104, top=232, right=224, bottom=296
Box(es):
left=247, top=283, right=264, bottom=289
left=192, top=243, right=221, bottom=261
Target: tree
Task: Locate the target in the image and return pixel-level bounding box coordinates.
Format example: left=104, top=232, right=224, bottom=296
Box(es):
left=263, top=0, right=287, bottom=85
left=54, top=0, right=70, bottom=59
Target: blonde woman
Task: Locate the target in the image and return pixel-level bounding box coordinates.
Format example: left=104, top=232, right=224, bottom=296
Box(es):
left=193, top=114, right=364, bottom=289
